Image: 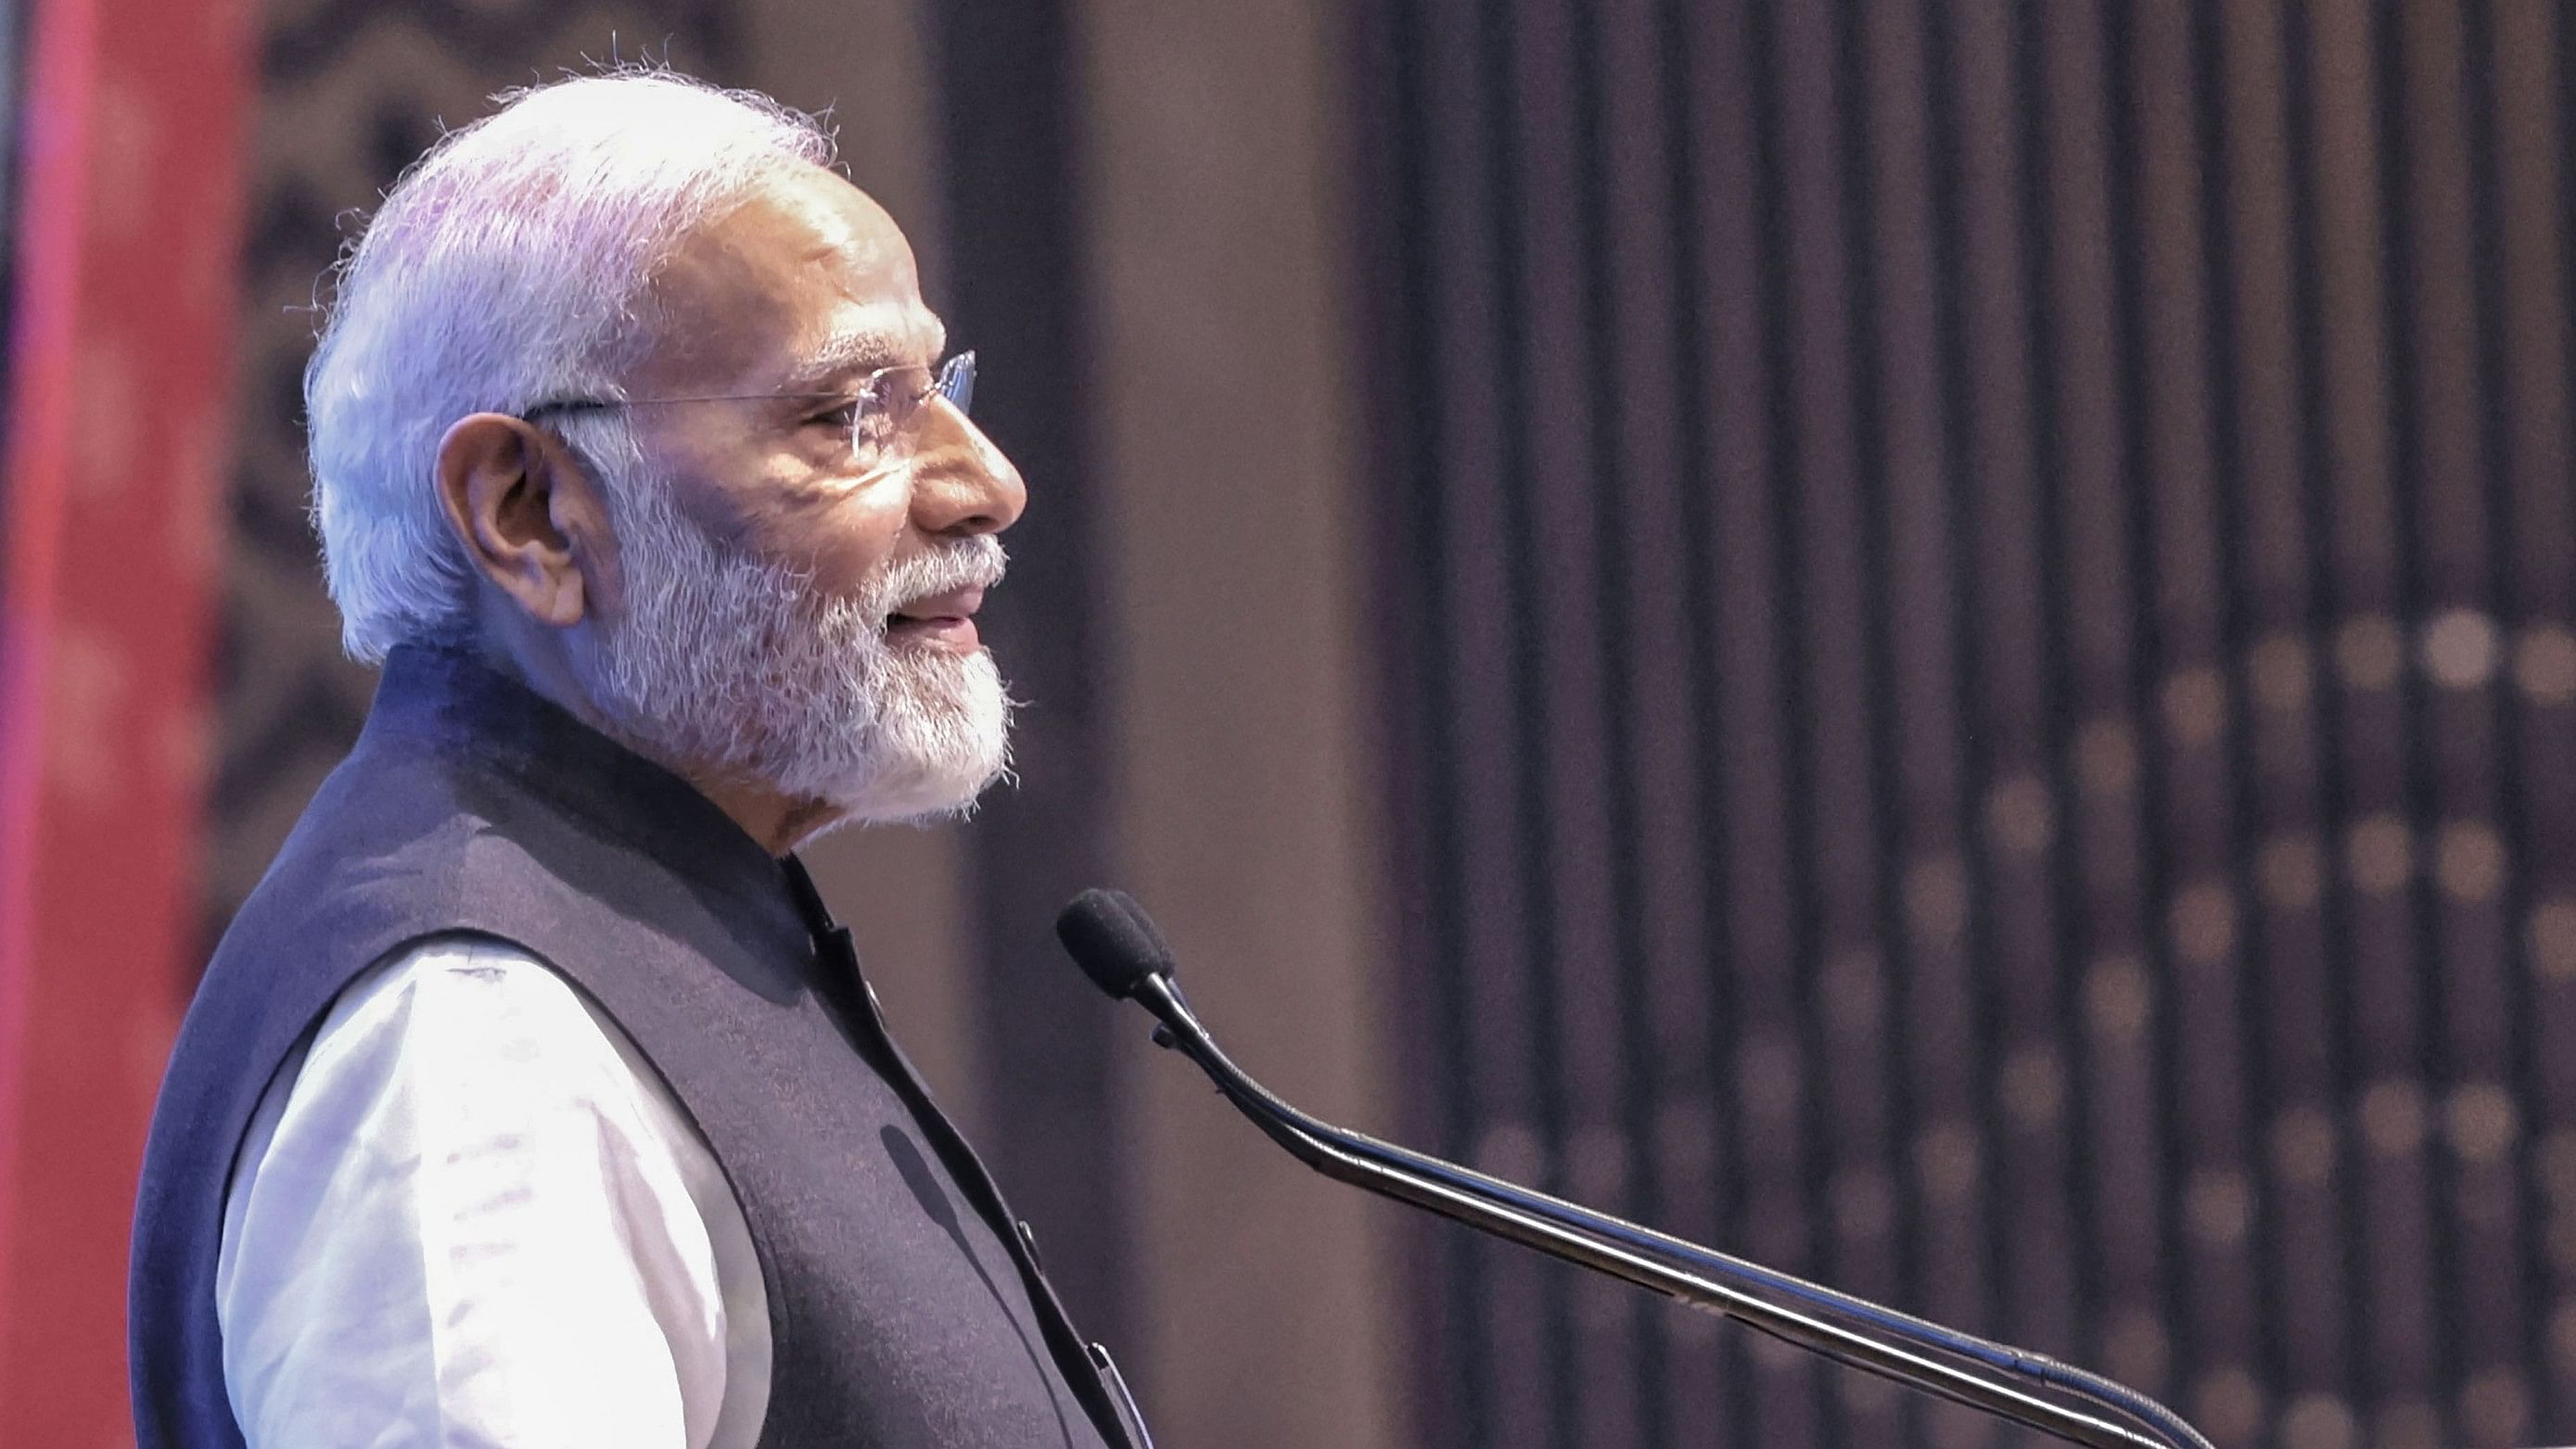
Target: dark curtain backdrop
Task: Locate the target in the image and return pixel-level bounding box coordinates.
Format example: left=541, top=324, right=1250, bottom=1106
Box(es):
left=1360, top=2, right=2576, bottom=1447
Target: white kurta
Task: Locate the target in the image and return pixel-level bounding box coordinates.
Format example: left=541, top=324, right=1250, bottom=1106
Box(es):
left=213, top=934, right=773, bottom=1449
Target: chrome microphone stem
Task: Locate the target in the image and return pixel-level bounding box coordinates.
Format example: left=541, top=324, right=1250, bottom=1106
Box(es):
left=1130, top=973, right=2209, bottom=1449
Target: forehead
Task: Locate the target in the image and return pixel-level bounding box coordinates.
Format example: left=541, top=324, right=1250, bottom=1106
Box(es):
left=632, top=168, right=944, bottom=395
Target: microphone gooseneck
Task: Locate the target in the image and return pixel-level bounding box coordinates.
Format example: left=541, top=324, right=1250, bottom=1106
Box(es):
left=1053, top=890, right=2215, bottom=1449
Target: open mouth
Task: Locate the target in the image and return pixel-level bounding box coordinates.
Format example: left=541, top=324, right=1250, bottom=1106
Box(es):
left=885, top=586, right=986, bottom=650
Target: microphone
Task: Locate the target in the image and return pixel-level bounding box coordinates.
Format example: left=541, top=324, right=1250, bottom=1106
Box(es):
left=1053, top=889, right=2213, bottom=1449
left=1053, top=888, right=1173, bottom=999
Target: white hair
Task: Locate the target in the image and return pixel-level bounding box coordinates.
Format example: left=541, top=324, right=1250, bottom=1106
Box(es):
left=305, top=69, right=835, bottom=661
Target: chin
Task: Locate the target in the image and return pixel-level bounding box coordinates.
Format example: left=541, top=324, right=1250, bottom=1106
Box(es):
left=797, top=661, right=1015, bottom=826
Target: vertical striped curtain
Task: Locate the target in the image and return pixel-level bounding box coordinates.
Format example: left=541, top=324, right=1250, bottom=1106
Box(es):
left=1358, top=3, right=2576, bottom=1446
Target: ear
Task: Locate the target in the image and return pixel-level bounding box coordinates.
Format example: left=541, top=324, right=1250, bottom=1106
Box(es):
left=433, top=413, right=601, bottom=630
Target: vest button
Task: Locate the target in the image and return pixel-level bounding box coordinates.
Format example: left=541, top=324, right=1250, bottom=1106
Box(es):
left=1016, top=1217, right=1043, bottom=1269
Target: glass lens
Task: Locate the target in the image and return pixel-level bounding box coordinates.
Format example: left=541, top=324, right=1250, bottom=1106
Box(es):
left=937, top=351, right=976, bottom=416
left=850, top=364, right=938, bottom=472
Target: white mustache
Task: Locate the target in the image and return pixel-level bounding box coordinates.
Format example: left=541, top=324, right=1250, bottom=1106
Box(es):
left=867, top=535, right=1008, bottom=618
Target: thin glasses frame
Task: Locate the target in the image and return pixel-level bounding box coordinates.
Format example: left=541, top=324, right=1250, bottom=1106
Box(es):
left=518, top=351, right=977, bottom=470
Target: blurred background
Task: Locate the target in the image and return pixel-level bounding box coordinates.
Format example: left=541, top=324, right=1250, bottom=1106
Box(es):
left=5, top=1, right=2575, bottom=1446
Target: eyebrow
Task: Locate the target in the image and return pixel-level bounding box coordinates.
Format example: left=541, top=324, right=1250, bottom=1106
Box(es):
left=779, top=316, right=949, bottom=392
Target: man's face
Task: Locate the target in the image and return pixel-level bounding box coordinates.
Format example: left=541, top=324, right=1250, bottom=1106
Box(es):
left=567, top=168, right=1027, bottom=824
left=619, top=167, right=1024, bottom=604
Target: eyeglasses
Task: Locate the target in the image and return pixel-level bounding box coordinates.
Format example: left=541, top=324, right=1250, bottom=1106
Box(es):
left=521, top=351, right=977, bottom=476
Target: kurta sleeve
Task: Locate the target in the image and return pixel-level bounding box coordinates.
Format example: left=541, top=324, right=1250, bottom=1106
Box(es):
left=214, top=934, right=771, bottom=1449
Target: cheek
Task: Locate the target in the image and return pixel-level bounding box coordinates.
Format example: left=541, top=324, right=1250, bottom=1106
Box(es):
left=781, top=486, right=911, bottom=598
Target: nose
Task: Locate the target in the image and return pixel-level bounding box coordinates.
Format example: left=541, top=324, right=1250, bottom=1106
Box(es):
left=907, top=398, right=1027, bottom=539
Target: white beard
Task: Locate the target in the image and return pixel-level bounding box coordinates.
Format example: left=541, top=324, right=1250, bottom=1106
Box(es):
left=571, top=477, right=1014, bottom=828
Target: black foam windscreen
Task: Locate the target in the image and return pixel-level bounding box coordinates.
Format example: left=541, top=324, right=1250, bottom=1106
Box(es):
left=1054, top=888, right=1178, bottom=999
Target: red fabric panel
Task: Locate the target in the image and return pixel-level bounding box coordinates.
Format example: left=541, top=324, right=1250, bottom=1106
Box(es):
left=0, top=0, right=255, bottom=1437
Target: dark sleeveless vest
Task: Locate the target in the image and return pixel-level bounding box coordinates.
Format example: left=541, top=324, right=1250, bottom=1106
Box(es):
left=129, top=645, right=1145, bottom=1449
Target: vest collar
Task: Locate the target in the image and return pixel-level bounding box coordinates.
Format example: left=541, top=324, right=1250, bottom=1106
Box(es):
left=363, top=643, right=815, bottom=940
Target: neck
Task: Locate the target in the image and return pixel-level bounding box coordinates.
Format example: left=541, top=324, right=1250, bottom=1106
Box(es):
left=470, top=628, right=849, bottom=856
left=695, top=778, right=851, bottom=856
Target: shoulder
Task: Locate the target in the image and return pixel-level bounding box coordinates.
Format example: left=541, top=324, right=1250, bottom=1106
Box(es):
left=297, top=933, right=649, bottom=1109
left=336, top=932, right=588, bottom=1020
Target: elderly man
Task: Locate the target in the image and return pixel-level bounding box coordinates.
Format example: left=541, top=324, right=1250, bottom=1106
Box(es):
left=129, top=71, right=1145, bottom=1449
